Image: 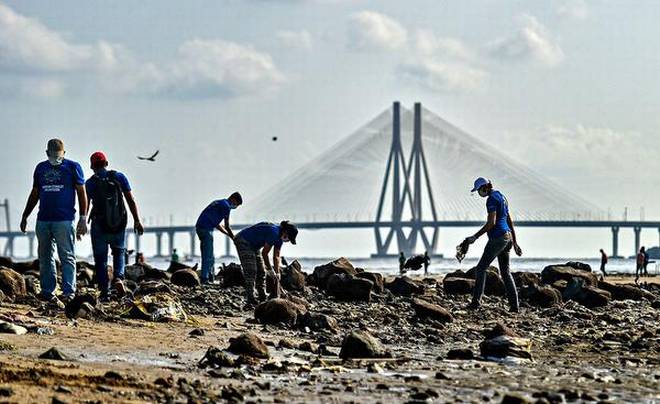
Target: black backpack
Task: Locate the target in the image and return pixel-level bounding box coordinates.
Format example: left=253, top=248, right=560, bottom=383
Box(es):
left=92, top=171, right=127, bottom=233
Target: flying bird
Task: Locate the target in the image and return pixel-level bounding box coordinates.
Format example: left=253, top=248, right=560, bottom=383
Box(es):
left=272, top=137, right=278, bottom=142
left=137, top=150, right=159, bottom=162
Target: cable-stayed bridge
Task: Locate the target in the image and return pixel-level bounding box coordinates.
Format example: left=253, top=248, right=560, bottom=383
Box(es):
left=2, top=102, right=659, bottom=259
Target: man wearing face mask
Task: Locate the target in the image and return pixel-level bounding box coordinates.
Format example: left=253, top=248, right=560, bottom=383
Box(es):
left=20, top=139, right=88, bottom=307
left=464, top=177, right=521, bottom=313
left=195, top=192, right=243, bottom=284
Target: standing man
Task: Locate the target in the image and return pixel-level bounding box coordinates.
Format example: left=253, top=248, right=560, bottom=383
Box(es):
left=642, top=246, right=650, bottom=277
left=636, top=247, right=645, bottom=283
left=85, top=152, right=144, bottom=301
left=464, top=177, right=521, bottom=313
left=20, top=139, right=88, bottom=306
left=398, top=252, right=406, bottom=274
left=599, top=249, right=608, bottom=277
left=234, top=221, right=298, bottom=306
left=195, top=192, right=243, bottom=284
left=423, top=251, right=431, bottom=276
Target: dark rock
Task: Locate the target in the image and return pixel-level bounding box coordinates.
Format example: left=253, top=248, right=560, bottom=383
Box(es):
left=520, top=283, right=562, bottom=308
left=512, top=272, right=540, bottom=288
left=339, top=330, right=391, bottom=359
left=598, top=281, right=656, bottom=301
left=219, top=263, right=245, bottom=287
left=403, top=255, right=426, bottom=270
left=326, top=273, right=373, bottom=301
left=254, top=298, right=306, bottom=326
left=0, top=256, right=12, bottom=268
left=0, top=267, right=26, bottom=299
left=10, top=259, right=39, bottom=274
left=299, top=312, right=338, bottom=332
left=227, top=332, right=269, bottom=359
left=551, top=280, right=568, bottom=293
left=446, top=348, right=474, bottom=360
left=480, top=335, right=532, bottom=360
left=565, top=261, right=592, bottom=272
left=167, top=260, right=191, bottom=273
left=76, top=268, right=95, bottom=287
left=465, top=266, right=505, bottom=296
left=356, top=272, right=384, bottom=293
left=199, top=346, right=236, bottom=368
left=64, top=293, right=98, bottom=319
left=39, top=347, right=69, bottom=361
left=442, top=276, right=475, bottom=295
left=189, top=328, right=205, bottom=337
left=563, top=278, right=611, bottom=308
left=0, top=387, right=13, bottom=397
left=483, top=322, right=518, bottom=339
left=103, top=371, right=123, bottom=380
left=310, top=257, right=358, bottom=289
left=265, top=270, right=281, bottom=300
left=385, top=276, right=424, bottom=296
left=142, top=265, right=170, bottom=281
left=124, top=264, right=145, bottom=282
left=280, top=260, right=306, bottom=291
left=501, top=393, right=531, bottom=404
left=411, top=298, right=453, bottom=323
left=171, top=268, right=201, bottom=288
left=541, top=265, right=598, bottom=287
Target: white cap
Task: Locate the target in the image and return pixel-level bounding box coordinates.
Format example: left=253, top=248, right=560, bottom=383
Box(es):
left=470, top=177, right=491, bottom=192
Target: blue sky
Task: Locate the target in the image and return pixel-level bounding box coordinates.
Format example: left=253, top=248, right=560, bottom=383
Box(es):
left=1, top=0, right=659, bottom=257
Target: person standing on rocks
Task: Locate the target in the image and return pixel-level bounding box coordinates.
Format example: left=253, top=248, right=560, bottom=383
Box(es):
left=423, top=251, right=431, bottom=276
left=195, top=192, right=243, bottom=284
left=85, top=151, right=144, bottom=302
left=234, top=221, right=298, bottom=306
left=20, top=139, right=88, bottom=307
left=399, top=252, right=406, bottom=274
left=636, top=247, right=646, bottom=282
left=642, top=246, right=650, bottom=277
left=599, top=249, right=608, bottom=277
left=464, top=177, right=521, bottom=312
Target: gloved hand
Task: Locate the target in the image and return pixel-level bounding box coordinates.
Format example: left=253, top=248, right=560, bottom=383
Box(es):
left=76, top=215, right=88, bottom=239
left=466, top=235, right=477, bottom=244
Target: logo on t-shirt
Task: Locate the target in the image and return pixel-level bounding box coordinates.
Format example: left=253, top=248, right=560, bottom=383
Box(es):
left=42, top=168, right=64, bottom=192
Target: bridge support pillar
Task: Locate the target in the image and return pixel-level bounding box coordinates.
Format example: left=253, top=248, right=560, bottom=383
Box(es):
left=135, top=233, right=141, bottom=254
left=155, top=232, right=163, bottom=257
left=222, top=236, right=232, bottom=258
left=168, top=232, right=175, bottom=257
left=634, top=226, right=642, bottom=256
left=28, top=234, right=35, bottom=258
left=190, top=231, right=197, bottom=258
left=611, top=226, right=619, bottom=258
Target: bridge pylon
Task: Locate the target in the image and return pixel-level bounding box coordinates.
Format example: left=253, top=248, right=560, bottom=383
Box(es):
left=373, top=102, right=439, bottom=257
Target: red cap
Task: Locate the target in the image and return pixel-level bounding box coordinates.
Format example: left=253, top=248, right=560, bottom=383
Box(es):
left=90, top=151, right=108, bottom=169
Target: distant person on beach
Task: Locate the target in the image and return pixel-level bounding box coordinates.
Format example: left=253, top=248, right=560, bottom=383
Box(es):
left=423, top=251, right=431, bottom=275
left=234, top=221, right=298, bottom=306
left=85, top=151, right=144, bottom=302
left=599, top=249, right=608, bottom=277
left=399, top=252, right=406, bottom=274
left=20, top=139, right=88, bottom=307
left=463, top=177, right=521, bottom=313
left=195, top=192, right=243, bottom=284
left=642, top=246, right=650, bottom=276
left=171, top=248, right=180, bottom=264
left=636, top=247, right=645, bottom=282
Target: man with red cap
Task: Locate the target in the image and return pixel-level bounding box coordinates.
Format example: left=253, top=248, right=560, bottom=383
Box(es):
left=85, top=151, right=144, bottom=301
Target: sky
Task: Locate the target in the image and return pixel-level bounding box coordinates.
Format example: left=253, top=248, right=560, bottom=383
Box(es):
left=1, top=0, right=659, bottom=259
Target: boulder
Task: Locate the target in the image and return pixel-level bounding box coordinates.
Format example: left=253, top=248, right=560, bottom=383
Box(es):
left=198, top=347, right=236, bottom=368
left=541, top=265, right=598, bottom=287
left=0, top=267, right=26, bottom=299
left=76, top=261, right=95, bottom=271
left=385, top=276, right=424, bottom=296
left=167, top=261, right=191, bottom=273
left=254, top=298, right=307, bottom=326
left=227, top=332, right=269, bottom=359
left=520, top=284, right=562, bottom=308
left=142, top=265, right=171, bottom=281
left=65, top=293, right=98, bottom=319
left=0, top=320, right=27, bottom=335
left=310, top=258, right=358, bottom=289
left=512, top=272, right=540, bottom=288
left=562, top=278, right=611, bottom=308
left=598, top=281, right=656, bottom=301
left=0, top=256, right=13, bottom=268
left=23, top=275, right=40, bottom=295
left=219, top=263, right=245, bottom=287
left=356, top=272, right=384, bottom=294
left=11, top=260, right=39, bottom=274
left=280, top=260, right=306, bottom=291
left=480, top=335, right=532, bottom=360
left=339, top=330, right=390, bottom=359
left=446, top=348, right=474, bottom=360
left=564, top=261, right=592, bottom=272
left=403, top=255, right=426, bottom=271
left=465, top=266, right=505, bottom=296
left=411, top=298, right=453, bottom=323
left=442, top=277, right=475, bottom=295
left=265, top=270, right=281, bottom=299
left=171, top=268, right=201, bottom=288
left=39, top=347, right=69, bottom=361
left=124, top=264, right=146, bottom=282
left=326, top=273, right=373, bottom=301
left=299, top=312, right=338, bottom=332
left=77, top=268, right=95, bottom=287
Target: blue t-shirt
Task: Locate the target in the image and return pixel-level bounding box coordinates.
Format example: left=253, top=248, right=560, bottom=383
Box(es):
left=196, top=199, right=232, bottom=230
left=237, top=223, right=283, bottom=250
left=85, top=169, right=132, bottom=210
left=486, top=190, right=511, bottom=239
left=33, top=159, right=85, bottom=221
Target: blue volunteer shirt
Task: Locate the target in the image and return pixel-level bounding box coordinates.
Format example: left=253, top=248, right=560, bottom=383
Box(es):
left=85, top=169, right=132, bottom=206
left=237, top=223, right=283, bottom=250
left=486, top=190, right=511, bottom=239
left=196, top=199, right=232, bottom=230
left=33, top=159, right=85, bottom=221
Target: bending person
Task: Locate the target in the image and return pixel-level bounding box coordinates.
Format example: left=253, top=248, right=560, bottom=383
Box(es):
left=234, top=221, right=298, bottom=306
left=464, top=177, right=521, bottom=312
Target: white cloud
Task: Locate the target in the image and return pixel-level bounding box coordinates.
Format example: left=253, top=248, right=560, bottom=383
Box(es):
left=397, top=59, right=486, bottom=93
left=347, top=10, right=407, bottom=51
left=488, top=14, right=564, bottom=67
left=557, top=0, right=588, bottom=20
left=276, top=29, right=313, bottom=50
left=414, top=29, right=474, bottom=61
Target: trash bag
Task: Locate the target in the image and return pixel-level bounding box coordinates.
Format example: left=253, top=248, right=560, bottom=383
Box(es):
left=403, top=255, right=425, bottom=270
left=123, top=292, right=187, bottom=322
left=456, top=239, right=470, bottom=263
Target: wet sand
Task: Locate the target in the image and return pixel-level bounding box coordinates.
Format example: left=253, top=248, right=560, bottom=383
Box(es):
left=0, top=270, right=659, bottom=403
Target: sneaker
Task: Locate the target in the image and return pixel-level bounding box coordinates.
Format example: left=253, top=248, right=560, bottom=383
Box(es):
left=46, top=296, right=65, bottom=309
left=113, top=280, right=127, bottom=297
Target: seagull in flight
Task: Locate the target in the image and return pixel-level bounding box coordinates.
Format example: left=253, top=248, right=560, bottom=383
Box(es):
left=137, top=150, right=159, bottom=162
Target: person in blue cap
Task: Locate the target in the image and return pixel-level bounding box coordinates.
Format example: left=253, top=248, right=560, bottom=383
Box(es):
left=464, top=177, right=521, bottom=313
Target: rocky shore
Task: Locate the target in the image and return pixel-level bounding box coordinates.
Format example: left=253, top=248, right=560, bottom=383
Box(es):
left=0, top=256, right=658, bottom=403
